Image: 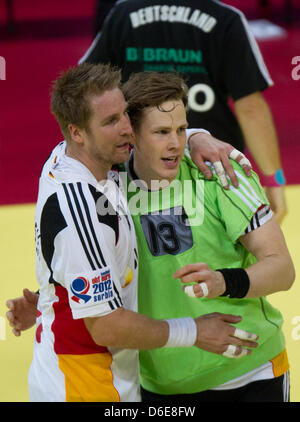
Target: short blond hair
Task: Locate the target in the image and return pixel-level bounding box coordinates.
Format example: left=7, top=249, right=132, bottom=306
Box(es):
left=50, top=63, right=121, bottom=141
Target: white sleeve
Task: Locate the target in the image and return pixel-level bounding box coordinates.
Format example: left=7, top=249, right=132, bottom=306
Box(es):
left=184, top=128, right=211, bottom=158
left=185, top=128, right=211, bottom=142
left=53, top=182, right=123, bottom=320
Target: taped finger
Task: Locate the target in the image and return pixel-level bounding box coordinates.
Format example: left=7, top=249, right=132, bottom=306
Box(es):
left=213, top=161, right=225, bottom=175
left=222, top=344, right=237, bottom=358
left=223, top=344, right=249, bottom=358
left=234, top=328, right=258, bottom=341
left=229, top=149, right=241, bottom=161
left=213, top=161, right=227, bottom=187
left=199, top=282, right=209, bottom=297
left=236, top=348, right=250, bottom=358
left=184, top=285, right=196, bottom=298
left=239, top=157, right=252, bottom=168
left=229, top=150, right=252, bottom=168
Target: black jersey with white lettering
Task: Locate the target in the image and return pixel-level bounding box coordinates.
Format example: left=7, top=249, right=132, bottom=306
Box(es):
left=81, top=0, right=273, bottom=151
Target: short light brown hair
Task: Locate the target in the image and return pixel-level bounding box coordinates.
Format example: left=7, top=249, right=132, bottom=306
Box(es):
left=122, top=71, right=188, bottom=131
left=50, top=63, right=122, bottom=141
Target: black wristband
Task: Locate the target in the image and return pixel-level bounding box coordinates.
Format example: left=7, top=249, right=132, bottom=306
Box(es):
left=217, top=268, right=250, bottom=298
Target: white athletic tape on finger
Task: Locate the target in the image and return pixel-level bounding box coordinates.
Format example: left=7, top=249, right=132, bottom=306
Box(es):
left=237, top=348, right=249, bottom=357
left=229, top=149, right=241, bottom=161
left=234, top=328, right=258, bottom=341
left=229, top=149, right=252, bottom=168
left=223, top=344, right=250, bottom=359
left=199, top=282, right=209, bottom=297
left=239, top=157, right=252, bottom=168
left=184, top=283, right=208, bottom=298
left=213, top=161, right=227, bottom=187
left=184, top=286, right=197, bottom=298
left=222, top=344, right=237, bottom=358
left=213, top=161, right=225, bottom=175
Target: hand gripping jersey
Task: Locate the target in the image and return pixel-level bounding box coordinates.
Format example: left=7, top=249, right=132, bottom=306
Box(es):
left=125, top=154, right=288, bottom=395
left=29, top=142, right=140, bottom=402
left=81, top=0, right=273, bottom=151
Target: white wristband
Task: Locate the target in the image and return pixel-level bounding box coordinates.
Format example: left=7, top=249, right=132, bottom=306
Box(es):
left=164, top=317, right=197, bottom=348
left=186, top=128, right=211, bottom=140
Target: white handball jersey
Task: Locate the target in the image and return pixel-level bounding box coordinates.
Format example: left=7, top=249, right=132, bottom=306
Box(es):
left=29, top=142, right=140, bottom=402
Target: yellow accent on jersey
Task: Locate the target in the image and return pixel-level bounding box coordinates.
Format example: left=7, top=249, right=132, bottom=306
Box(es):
left=58, top=353, right=120, bottom=402
left=271, top=349, right=289, bottom=378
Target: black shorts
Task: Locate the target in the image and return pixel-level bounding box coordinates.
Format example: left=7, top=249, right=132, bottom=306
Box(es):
left=141, top=372, right=290, bottom=402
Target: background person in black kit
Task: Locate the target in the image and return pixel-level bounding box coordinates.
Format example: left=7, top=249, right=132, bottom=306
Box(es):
left=82, top=0, right=287, bottom=223
left=93, top=0, right=117, bottom=35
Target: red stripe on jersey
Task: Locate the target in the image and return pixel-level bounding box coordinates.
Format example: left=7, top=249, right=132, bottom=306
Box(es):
left=36, top=323, right=43, bottom=343
left=52, top=285, right=108, bottom=355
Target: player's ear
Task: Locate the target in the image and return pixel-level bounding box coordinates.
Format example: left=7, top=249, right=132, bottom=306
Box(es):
left=68, top=123, right=85, bottom=145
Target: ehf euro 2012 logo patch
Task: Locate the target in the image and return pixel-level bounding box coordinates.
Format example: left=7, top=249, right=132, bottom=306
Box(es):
left=92, top=270, right=114, bottom=303
left=70, top=270, right=114, bottom=304
left=70, top=277, right=91, bottom=304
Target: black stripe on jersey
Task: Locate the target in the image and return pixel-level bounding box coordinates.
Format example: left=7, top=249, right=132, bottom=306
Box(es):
left=112, top=298, right=121, bottom=309
left=108, top=301, right=115, bottom=311
left=106, top=283, right=123, bottom=311
left=63, top=182, right=124, bottom=311
left=68, top=183, right=104, bottom=270
left=124, top=214, right=132, bottom=231
left=77, top=182, right=107, bottom=267
left=113, top=281, right=123, bottom=306
left=40, top=193, right=67, bottom=285
left=88, top=185, right=120, bottom=245
left=250, top=216, right=255, bottom=231
left=255, top=213, right=260, bottom=228
left=134, top=247, right=138, bottom=269
left=62, top=183, right=96, bottom=271
left=244, top=205, right=271, bottom=235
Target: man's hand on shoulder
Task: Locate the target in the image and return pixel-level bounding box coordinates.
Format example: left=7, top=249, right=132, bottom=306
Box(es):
left=187, top=131, right=252, bottom=188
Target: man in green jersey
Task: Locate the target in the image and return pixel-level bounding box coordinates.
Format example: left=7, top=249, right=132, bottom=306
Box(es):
left=119, top=71, right=294, bottom=402
left=7, top=71, right=294, bottom=402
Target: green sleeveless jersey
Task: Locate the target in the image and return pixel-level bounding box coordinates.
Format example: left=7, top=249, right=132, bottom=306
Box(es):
left=124, top=155, right=285, bottom=394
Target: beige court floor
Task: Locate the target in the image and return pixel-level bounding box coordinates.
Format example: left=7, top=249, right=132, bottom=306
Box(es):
left=0, top=185, right=299, bottom=402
